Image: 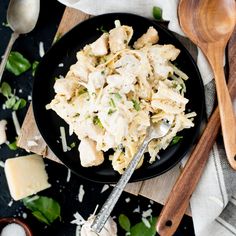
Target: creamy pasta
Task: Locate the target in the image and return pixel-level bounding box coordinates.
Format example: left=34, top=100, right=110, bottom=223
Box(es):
left=46, top=21, right=196, bottom=174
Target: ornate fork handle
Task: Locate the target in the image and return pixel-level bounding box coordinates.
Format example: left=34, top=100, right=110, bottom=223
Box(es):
left=91, top=137, right=150, bottom=234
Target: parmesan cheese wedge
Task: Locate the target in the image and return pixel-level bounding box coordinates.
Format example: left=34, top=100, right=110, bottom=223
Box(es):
left=4, top=154, right=51, bottom=201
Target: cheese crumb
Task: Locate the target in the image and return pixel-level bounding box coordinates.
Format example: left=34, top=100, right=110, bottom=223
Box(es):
left=39, top=41, right=45, bottom=57
left=0, top=120, right=7, bottom=145
left=101, top=184, right=109, bottom=193
left=66, top=169, right=71, bottom=182
left=78, top=185, right=85, bottom=202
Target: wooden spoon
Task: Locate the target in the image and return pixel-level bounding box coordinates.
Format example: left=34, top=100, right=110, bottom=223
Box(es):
left=178, top=0, right=236, bottom=168
left=156, top=26, right=236, bottom=236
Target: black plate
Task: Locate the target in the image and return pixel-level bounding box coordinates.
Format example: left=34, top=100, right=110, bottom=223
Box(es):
left=33, top=13, right=205, bottom=183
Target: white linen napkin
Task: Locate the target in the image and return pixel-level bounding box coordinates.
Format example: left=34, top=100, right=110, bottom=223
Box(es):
left=57, top=1, right=236, bottom=235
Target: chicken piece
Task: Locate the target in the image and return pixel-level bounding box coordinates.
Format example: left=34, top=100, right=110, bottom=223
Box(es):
left=54, top=78, right=78, bottom=100
left=133, top=27, right=159, bottom=49
left=148, top=44, right=180, bottom=79
left=69, top=51, right=96, bottom=82
left=106, top=74, right=136, bottom=94
left=81, top=215, right=117, bottom=236
left=90, top=33, right=109, bottom=56
left=109, top=25, right=133, bottom=53
left=149, top=44, right=180, bottom=61
left=87, top=70, right=105, bottom=94
left=0, top=120, right=7, bottom=145
left=73, top=118, right=103, bottom=141
left=78, top=138, right=104, bottom=167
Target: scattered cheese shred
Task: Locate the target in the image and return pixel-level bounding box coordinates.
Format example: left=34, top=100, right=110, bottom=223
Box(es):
left=12, top=111, right=21, bottom=136
left=59, top=126, right=67, bottom=152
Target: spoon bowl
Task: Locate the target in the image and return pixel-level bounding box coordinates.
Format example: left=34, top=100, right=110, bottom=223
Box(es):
left=178, top=0, right=236, bottom=168
left=0, top=0, right=40, bottom=81
left=7, top=0, right=40, bottom=34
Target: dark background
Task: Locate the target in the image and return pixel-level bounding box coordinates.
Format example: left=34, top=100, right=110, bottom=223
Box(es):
left=0, top=0, right=194, bottom=235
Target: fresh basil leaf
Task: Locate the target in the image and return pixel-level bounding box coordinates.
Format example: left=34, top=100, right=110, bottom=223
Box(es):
left=6, top=51, right=31, bottom=76
left=119, top=214, right=131, bottom=232
left=130, top=217, right=158, bottom=236
left=153, top=6, right=163, bottom=20
left=13, top=98, right=27, bottom=110
left=170, top=135, right=183, bottom=146
left=32, top=61, right=39, bottom=76
left=132, top=99, right=140, bottom=111
left=32, top=211, right=50, bottom=225
left=23, top=196, right=61, bottom=225
left=5, top=96, right=16, bottom=109
left=0, top=82, right=12, bottom=98
left=7, top=140, right=18, bottom=150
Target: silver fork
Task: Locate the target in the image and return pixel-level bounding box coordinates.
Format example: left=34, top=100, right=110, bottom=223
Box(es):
left=91, top=119, right=172, bottom=234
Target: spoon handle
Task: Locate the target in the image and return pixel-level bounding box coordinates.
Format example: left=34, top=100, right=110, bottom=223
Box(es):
left=211, top=53, right=236, bottom=168
left=156, top=61, right=236, bottom=236
left=91, top=138, right=150, bottom=234
left=0, top=32, right=19, bottom=82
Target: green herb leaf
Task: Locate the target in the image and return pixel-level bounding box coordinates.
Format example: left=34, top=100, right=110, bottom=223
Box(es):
left=114, top=93, right=122, bottom=99
left=93, top=116, right=103, bottom=128
left=2, top=22, right=10, bottom=28
left=119, top=214, right=131, bottom=232
left=70, top=142, right=76, bottom=148
left=132, top=99, right=140, bottom=111
left=32, top=61, right=39, bottom=76
left=5, top=96, right=16, bottom=109
left=153, top=6, right=163, bottom=20
left=109, top=98, right=116, bottom=108
left=78, top=88, right=88, bottom=96
left=170, top=135, right=183, bottom=146
left=23, top=196, right=61, bottom=225
left=13, top=98, right=27, bottom=110
left=108, top=109, right=116, bottom=115
left=130, top=217, right=158, bottom=236
left=32, top=211, right=50, bottom=225
left=6, top=51, right=31, bottom=76
left=96, top=25, right=108, bottom=33
left=0, top=82, right=12, bottom=98
left=7, top=140, right=18, bottom=150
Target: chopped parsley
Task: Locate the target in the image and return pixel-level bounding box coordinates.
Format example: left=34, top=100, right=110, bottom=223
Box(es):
left=114, top=92, right=122, bottom=99
left=108, top=109, right=116, bottom=115
left=7, top=140, right=18, bottom=150
left=96, top=25, right=108, bottom=33
left=32, top=61, right=39, bottom=76
left=70, top=142, right=76, bottom=148
left=77, top=88, right=88, bottom=96
left=109, top=98, right=116, bottom=108
left=93, top=116, right=103, bottom=128
left=132, top=99, right=141, bottom=111
left=170, top=135, right=183, bottom=146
